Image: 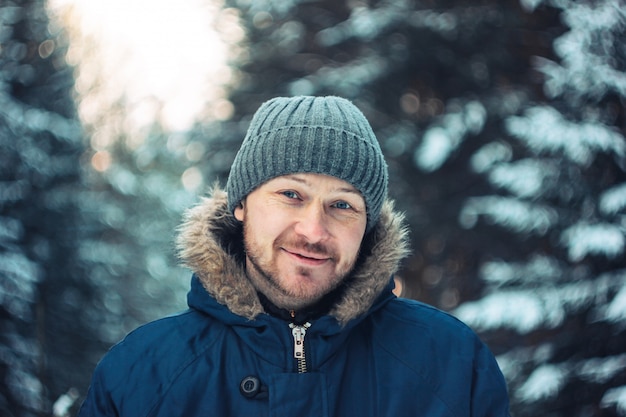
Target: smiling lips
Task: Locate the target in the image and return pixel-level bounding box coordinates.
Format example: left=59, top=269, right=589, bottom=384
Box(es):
left=282, top=247, right=331, bottom=265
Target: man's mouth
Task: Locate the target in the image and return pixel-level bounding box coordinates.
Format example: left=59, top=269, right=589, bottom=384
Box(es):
left=282, top=248, right=331, bottom=265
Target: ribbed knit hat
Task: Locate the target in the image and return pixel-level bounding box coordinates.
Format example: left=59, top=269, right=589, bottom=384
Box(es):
left=226, top=96, right=388, bottom=233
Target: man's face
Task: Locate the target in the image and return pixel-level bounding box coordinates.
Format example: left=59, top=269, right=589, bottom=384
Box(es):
left=234, top=173, right=367, bottom=310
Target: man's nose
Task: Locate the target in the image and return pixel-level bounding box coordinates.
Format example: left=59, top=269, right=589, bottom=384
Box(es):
left=294, top=203, right=330, bottom=242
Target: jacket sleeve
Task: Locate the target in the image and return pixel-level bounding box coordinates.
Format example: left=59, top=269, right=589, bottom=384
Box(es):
left=470, top=339, right=511, bottom=417
left=76, top=359, right=119, bottom=417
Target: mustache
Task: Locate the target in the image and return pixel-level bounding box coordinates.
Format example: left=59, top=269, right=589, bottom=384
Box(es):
left=278, top=238, right=336, bottom=259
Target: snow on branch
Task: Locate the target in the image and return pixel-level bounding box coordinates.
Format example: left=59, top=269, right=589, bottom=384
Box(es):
left=459, top=195, right=557, bottom=235
left=479, top=255, right=564, bottom=287
left=517, top=364, right=567, bottom=402
left=487, top=158, right=558, bottom=199
left=454, top=291, right=564, bottom=333
left=579, top=353, right=626, bottom=384
left=601, top=386, right=626, bottom=415
left=414, top=101, right=486, bottom=172
left=0, top=91, right=83, bottom=144
left=289, top=55, right=388, bottom=97
left=597, top=285, right=626, bottom=325
left=496, top=346, right=626, bottom=405
left=534, top=0, right=626, bottom=100
left=454, top=270, right=626, bottom=333
left=561, top=222, right=625, bottom=261
left=600, top=183, right=626, bottom=215
left=470, top=141, right=513, bottom=174
left=505, top=106, right=625, bottom=166
left=516, top=354, right=626, bottom=403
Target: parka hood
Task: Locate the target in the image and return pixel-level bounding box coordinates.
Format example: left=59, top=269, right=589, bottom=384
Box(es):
left=176, top=186, right=410, bottom=326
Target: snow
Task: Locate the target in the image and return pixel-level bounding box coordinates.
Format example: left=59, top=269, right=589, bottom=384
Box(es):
left=601, top=386, right=626, bottom=415
left=459, top=196, right=557, bottom=234
left=53, top=390, right=79, bottom=417
left=108, top=166, right=139, bottom=196
left=600, top=183, right=626, bottom=215
left=0, top=252, right=41, bottom=321
left=517, top=364, right=567, bottom=401
left=415, top=101, right=486, bottom=172
left=505, top=106, right=625, bottom=165
left=0, top=216, right=23, bottom=241
left=409, top=10, right=458, bottom=36
left=453, top=292, right=564, bottom=333
left=414, top=127, right=453, bottom=172
left=561, top=222, right=625, bottom=261
left=456, top=270, right=626, bottom=333
left=602, top=286, right=626, bottom=323
left=480, top=255, right=562, bottom=286
left=470, top=141, right=512, bottom=174
left=290, top=55, right=388, bottom=97
left=535, top=1, right=626, bottom=100
left=487, top=159, right=556, bottom=198
left=579, top=354, right=626, bottom=384
left=7, top=368, right=44, bottom=411
left=519, top=0, right=543, bottom=12
left=239, top=0, right=301, bottom=19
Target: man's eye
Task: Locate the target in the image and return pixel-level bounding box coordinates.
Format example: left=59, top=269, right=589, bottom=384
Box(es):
left=282, top=190, right=299, bottom=199
left=333, top=201, right=352, bottom=210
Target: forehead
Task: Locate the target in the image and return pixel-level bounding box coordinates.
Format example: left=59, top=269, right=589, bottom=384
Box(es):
left=267, top=173, right=362, bottom=195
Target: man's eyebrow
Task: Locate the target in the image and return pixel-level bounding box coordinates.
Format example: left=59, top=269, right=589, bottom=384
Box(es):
left=282, top=174, right=362, bottom=196
left=282, top=174, right=309, bottom=185
left=336, top=186, right=362, bottom=196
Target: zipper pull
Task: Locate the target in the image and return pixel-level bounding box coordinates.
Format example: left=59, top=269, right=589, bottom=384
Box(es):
left=289, top=322, right=311, bottom=360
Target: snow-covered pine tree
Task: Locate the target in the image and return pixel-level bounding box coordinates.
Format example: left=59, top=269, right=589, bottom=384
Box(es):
left=0, top=0, right=104, bottom=415
left=453, top=1, right=626, bottom=415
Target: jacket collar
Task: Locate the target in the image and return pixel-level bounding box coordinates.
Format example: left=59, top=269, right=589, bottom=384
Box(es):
left=177, top=186, right=410, bottom=326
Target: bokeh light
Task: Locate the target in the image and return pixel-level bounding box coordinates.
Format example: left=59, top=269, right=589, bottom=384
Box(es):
left=46, top=0, right=243, bottom=173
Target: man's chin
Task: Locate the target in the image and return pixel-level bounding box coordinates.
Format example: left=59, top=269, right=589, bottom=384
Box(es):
left=276, top=286, right=323, bottom=308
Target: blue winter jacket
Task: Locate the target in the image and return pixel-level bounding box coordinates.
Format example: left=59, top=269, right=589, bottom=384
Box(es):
left=78, top=189, right=510, bottom=416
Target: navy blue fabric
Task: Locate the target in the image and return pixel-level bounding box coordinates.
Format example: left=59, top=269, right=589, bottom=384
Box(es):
left=78, top=275, right=510, bottom=416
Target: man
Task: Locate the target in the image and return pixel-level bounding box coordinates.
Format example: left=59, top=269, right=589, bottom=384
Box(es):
left=78, top=96, right=510, bottom=416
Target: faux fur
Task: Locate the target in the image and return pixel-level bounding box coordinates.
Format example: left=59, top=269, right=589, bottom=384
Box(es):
left=176, top=186, right=411, bottom=326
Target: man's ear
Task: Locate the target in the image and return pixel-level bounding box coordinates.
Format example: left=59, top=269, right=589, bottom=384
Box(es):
left=234, top=201, right=244, bottom=222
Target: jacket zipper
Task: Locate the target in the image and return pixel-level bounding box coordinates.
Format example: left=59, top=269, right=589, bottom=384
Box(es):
left=289, top=322, right=311, bottom=373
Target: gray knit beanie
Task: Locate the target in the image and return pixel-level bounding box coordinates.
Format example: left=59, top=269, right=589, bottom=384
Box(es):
left=226, top=96, right=388, bottom=233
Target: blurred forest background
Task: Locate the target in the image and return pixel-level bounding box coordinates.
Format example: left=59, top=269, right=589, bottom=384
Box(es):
left=1, top=0, right=625, bottom=415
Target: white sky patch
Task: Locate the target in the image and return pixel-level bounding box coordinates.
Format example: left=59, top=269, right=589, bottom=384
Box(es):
left=47, top=0, right=235, bottom=133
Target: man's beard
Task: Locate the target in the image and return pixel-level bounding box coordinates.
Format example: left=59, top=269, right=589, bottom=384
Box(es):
left=242, top=224, right=357, bottom=310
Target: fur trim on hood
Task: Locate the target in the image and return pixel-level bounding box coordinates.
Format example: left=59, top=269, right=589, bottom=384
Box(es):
left=176, top=186, right=410, bottom=326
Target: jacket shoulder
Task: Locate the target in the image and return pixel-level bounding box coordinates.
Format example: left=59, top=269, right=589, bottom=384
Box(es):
left=109, top=309, right=219, bottom=361
left=86, top=310, right=224, bottom=414
left=378, top=297, right=477, bottom=339
left=373, top=297, right=499, bottom=365
left=370, top=298, right=510, bottom=415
